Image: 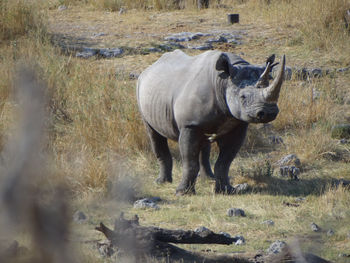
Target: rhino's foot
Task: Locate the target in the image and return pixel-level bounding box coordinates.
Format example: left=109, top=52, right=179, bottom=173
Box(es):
left=155, top=176, right=172, bottom=184
left=215, top=184, right=235, bottom=195
left=175, top=185, right=196, bottom=196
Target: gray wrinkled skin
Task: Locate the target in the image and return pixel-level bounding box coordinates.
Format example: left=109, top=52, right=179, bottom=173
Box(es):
left=137, top=50, right=285, bottom=195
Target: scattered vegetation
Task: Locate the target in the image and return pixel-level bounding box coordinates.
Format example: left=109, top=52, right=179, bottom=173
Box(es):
left=0, top=0, right=349, bottom=262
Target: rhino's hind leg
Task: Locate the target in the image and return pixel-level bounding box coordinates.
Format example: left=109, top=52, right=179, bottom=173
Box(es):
left=199, top=143, right=215, bottom=180
left=214, top=123, right=248, bottom=194
left=176, top=128, right=202, bottom=195
left=144, top=122, right=173, bottom=184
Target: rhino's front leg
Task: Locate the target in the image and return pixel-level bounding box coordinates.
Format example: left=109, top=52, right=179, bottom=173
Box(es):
left=176, top=127, right=202, bottom=195
left=214, top=123, right=248, bottom=194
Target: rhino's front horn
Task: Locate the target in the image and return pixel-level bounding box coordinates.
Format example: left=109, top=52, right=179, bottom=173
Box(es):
left=263, top=55, right=286, bottom=102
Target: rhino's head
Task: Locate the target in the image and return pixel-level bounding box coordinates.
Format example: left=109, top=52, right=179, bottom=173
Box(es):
left=216, top=53, right=285, bottom=123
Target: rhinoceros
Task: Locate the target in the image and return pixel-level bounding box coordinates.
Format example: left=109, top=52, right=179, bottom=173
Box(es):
left=137, top=50, right=285, bottom=195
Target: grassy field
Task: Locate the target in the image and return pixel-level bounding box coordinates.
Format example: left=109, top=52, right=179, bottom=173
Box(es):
left=0, top=0, right=350, bottom=262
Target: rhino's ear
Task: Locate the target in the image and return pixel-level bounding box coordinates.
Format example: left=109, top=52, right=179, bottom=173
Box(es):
left=215, top=53, right=230, bottom=74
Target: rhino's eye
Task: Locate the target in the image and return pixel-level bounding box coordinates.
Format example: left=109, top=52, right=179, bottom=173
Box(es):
left=240, top=95, right=246, bottom=100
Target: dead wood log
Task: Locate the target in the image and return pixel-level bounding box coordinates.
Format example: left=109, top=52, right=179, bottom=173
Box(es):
left=95, top=213, right=250, bottom=263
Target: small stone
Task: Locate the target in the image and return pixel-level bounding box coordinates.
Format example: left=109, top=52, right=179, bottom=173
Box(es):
left=233, top=183, right=249, bottom=194
left=261, top=220, right=275, bottom=226
left=91, top=32, right=107, bottom=38
left=129, top=72, right=140, bottom=80
left=234, top=235, right=245, bottom=245
left=311, top=222, right=320, bottom=232
left=76, top=48, right=98, bottom=58
left=336, top=67, right=350, bottom=73
left=99, top=48, right=123, bottom=58
left=276, top=154, right=301, bottom=167
left=58, top=5, right=67, bottom=11
left=195, top=226, right=211, bottom=234
left=268, top=135, right=284, bottom=144
left=227, top=208, right=245, bottom=217
left=119, top=8, right=126, bottom=15
left=190, top=44, right=212, bottom=50
left=339, top=139, right=348, bottom=144
left=267, top=240, right=287, bottom=254
left=219, top=231, right=231, bottom=238
left=97, top=241, right=114, bottom=257
left=308, top=68, right=323, bottom=78
left=295, top=197, right=306, bottom=202
left=331, top=124, right=350, bottom=139
left=133, top=198, right=160, bottom=210
left=326, top=229, right=334, bottom=236
left=73, top=211, right=87, bottom=223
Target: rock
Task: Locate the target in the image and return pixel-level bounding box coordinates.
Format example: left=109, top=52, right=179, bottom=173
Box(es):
left=227, top=208, right=245, bottom=217
left=219, top=231, right=231, bottom=238
left=195, top=226, right=211, bottom=234
left=347, top=231, right=350, bottom=239
left=164, top=32, right=209, bottom=42
left=276, top=154, right=301, bottom=167
left=272, top=66, right=293, bottom=80
left=268, top=135, right=284, bottom=144
left=295, top=197, right=306, bottom=202
left=76, top=48, right=98, bottom=58
left=97, top=241, right=114, bottom=257
left=279, top=166, right=300, bottom=180
left=206, top=36, right=228, bottom=44
left=145, top=47, right=162, bottom=53
left=233, top=235, right=245, bottom=245
left=261, top=220, right=274, bottom=226
left=332, top=178, right=350, bottom=187
left=129, top=72, right=140, bottom=80
left=234, top=183, right=249, bottom=194
left=310, top=222, right=320, bottom=232
left=91, top=32, right=107, bottom=38
left=339, top=139, right=348, bottom=144
left=58, top=5, right=67, bottom=11
left=99, top=48, right=123, bottom=58
left=73, top=211, right=87, bottom=223
left=336, top=67, right=350, bottom=73
left=267, top=240, right=287, bottom=254
left=308, top=68, right=323, bottom=78
left=326, top=229, right=334, bottom=236
left=133, top=198, right=160, bottom=210
left=119, top=8, right=126, bottom=15
left=190, top=44, right=212, bottom=50
left=331, top=124, right=350, bottom=139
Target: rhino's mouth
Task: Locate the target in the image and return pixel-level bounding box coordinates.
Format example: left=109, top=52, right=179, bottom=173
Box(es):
left=247, top=104, right=279, bottom=123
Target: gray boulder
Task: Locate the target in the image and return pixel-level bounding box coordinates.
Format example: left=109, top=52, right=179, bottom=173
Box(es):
left=261, top=220, right=275, bottom=226
left=311, top=222, right=320, bottom=232
left=227, top=208, right=245, bottom=217
left=276, top=154, right=301, bottom=167
left=267, top=240, right=287, bottom=254
left=73, top=211, right=87, bottom=223
left=99, top=48, right=123, bottom=58
left=233, top=235, right=245, bottom=245
left=133, top=198, right=160, bottom=210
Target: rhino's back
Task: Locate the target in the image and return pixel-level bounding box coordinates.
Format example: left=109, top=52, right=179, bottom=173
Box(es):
left=137, top=50, right=221, bottom=140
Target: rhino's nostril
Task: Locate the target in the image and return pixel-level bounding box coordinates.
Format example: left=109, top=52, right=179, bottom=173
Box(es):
left=257, top=111, right=265, bottom=119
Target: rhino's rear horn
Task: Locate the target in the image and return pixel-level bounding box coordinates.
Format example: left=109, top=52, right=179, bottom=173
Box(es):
left=263, top=55, right=286, bottom=102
